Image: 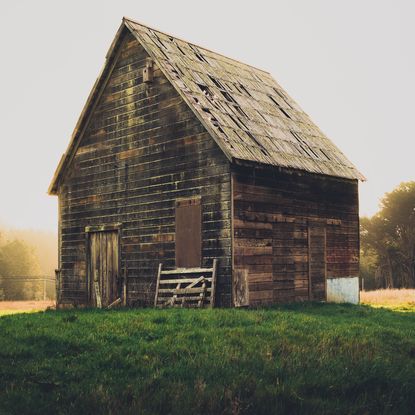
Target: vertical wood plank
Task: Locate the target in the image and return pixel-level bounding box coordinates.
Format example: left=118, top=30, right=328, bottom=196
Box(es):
left=112, top=231, right=119, bottom=302
left=210, top=258, right=218, bottom=307
left=154, top=263, right=163, bottom=306
left=233, top=268, right=249, bottom=307
left=308, top=224, right=327, bottom=301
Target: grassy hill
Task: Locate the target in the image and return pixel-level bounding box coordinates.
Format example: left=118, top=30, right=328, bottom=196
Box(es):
left=1, top=303, right=415, bottom=414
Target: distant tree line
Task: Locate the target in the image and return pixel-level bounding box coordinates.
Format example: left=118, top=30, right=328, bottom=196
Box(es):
left=360, top=182, right=415, bottom=289
left=0, top=237, right=41, bottom=277
left=0, top=233, right=43, bottom=300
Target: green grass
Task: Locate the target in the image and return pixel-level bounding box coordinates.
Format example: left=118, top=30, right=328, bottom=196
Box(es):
left=1, top=304, right=415, bottom=414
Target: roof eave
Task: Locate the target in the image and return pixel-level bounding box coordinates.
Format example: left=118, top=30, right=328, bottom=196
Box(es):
left=232, top=157, right=365, bottom=182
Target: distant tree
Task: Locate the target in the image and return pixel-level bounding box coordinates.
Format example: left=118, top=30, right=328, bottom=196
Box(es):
left=0, top=239, right=41, bottom=276
left=361, top=182, right=415, bottom=288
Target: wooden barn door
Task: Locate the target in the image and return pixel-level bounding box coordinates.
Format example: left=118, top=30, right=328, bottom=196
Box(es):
left=88, top=230, right=119, bottom=307
left=308, top=224, right=327, bottom=301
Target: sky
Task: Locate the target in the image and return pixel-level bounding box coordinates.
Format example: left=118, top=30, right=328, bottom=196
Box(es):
left=0, top=0, right=414, bottom=232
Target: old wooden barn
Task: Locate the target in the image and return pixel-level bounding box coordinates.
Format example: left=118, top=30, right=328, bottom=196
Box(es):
left=49, top=17, right=364, bottom=308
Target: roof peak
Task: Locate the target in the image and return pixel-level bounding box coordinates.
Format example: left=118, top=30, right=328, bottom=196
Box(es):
left=122, top=16, right=271, bottom=75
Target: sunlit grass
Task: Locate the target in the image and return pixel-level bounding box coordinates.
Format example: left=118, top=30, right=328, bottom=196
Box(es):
left=0, top=300, right=54, bottom=317
left=360, top=289, right=415, bottom=311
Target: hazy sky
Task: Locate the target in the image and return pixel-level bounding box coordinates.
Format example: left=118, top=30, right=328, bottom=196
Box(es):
left=0, top=0, right=414, bottom=231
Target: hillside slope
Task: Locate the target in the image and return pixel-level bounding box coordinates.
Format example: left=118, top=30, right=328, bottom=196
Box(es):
left=1, top=304, right=414, bottom=414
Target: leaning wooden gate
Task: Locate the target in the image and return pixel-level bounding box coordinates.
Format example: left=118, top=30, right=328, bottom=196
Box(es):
left=154, top=259, right=217, bottom=308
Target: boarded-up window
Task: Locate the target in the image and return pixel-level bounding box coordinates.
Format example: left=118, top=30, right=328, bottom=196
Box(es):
left=175, top=198, right=202, bottom=267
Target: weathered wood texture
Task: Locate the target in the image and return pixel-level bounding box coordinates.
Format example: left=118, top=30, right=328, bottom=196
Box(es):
left=232, top=165, right=359, bottom=306
left=154, top=259, right=217, bottom=308
left=124, top=19, right=365, bottom=181
left=58, top=32, right=231, bottom=307
left=88, top=230, right=119, bottom=307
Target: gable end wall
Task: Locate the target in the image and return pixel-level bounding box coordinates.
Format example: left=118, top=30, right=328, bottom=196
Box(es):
left=58, top=32, right=232, bottom=307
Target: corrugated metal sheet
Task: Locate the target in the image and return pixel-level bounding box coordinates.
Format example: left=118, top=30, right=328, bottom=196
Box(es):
left=125, top=18, right=364, bottom=181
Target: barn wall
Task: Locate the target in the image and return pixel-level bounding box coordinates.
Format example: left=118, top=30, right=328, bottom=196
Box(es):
left=232, top=165, right=359, bottom=306
left=58, top=31, right=232, bottom=307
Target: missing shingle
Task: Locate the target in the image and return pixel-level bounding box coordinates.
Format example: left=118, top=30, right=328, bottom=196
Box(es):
left=308, top=147, right=319, bottom=159
left=191, top=47, right=209, bottom=63
left=157, top=47, right=170, bottom=61
left=228, top=113, right=249, bottom=130
left=188, top=44, right=210, bottom=63
left=211, top=117, right=219, bottom=127
left=245, top=131, right=270, bottom=156
left=245, top=131, right=260, bottom=146
left=279, top=107, right=291, bottom=119
left=196, top=83, right=214, bottom=99
left=273, top=88, right=293, bottom=109
left=237, top=116, right=248, bottom=130
left=176, top=44, right=186, bottom=56
left=233, top=105, right=248, bottom=119
left=320, top=149, right=331, bottom=160
left=217, top=126, right=228, bottom=139
left=290, top=131, right=320, bottom=159
left=300, top=143, right=319, bottom=159
left=252, top=72, right=262, bottom=82
left=175, top=66, right=184, bottom=76
left=239, top=83, right=252, bottom=97
left=220, top=90, right=238, bottom=104
left=208, top=75, right=226, bottom=90
left=228, top=114, right=244, bottom=130
left=201, top=106, right=219, bottom=126
left=269, top=95, right=291, bottom=119
left=290, top=131, right=304, bottom=144
left=256, top=110, right=268, bottom=122
left=152, top=31, right=167, bottom=49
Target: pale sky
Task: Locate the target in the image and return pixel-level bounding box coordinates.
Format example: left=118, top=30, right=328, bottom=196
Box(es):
left=0, top=0, right=414, bottom=231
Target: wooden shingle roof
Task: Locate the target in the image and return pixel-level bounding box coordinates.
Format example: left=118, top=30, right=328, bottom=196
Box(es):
left=124, top=18, right=364, bottom=181
left=49, top=18, right=364, bottom=194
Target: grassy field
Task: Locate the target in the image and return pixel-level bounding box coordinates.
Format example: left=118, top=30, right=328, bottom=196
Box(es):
left=1, top=302, right=415, bottom=415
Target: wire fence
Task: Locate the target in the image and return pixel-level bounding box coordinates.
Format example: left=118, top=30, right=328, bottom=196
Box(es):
left=0, top=275, right=56, bottom=301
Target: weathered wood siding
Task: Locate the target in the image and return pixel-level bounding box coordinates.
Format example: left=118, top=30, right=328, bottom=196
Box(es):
left=232, top=165, right=359, bottom=306
left=58, top=31, right=231, bottom=307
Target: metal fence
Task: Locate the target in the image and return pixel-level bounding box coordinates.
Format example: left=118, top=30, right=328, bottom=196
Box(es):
left=0, top=275, right=56, bottom=301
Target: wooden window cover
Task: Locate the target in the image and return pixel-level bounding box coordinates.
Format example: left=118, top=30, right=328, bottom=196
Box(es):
left=175, top=198, right=202, bottom=268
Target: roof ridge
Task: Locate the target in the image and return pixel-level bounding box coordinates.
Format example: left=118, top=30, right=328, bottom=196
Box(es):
left=122, top=16, right=271, bottom=75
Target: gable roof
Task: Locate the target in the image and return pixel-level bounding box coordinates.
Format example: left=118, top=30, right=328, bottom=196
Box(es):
left=49, top=18, right=364, bottom=195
